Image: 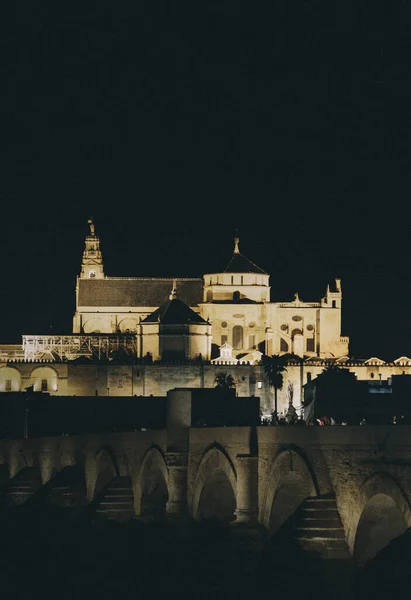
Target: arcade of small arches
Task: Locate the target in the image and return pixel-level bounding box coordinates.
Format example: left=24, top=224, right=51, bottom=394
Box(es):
left=0, top=365, right=59, bottom=393
left=1, top=427, right=411, bottom=565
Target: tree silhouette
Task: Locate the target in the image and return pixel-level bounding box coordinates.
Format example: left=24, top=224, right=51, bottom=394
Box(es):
left=261, top=354, right=287, bottom=420
left=308, top=362, right=358, bottom=423
left=214, top=372, right=236, bottom=389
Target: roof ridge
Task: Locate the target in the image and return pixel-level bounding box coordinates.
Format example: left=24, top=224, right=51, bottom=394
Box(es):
left=103, top=277, right=202, bottom=282
left=160, top=298, right=173, bottom=320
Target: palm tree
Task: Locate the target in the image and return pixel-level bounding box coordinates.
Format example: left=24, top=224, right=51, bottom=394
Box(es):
left=214, top=372, right=236, bottom=389
left=261, top=354, right=288, bottom=420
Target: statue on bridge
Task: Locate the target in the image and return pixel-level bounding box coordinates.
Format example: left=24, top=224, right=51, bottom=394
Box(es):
left=285, top=382, right=298, bottom=425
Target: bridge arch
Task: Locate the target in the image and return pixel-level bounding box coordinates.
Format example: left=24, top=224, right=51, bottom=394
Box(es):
left=260, top=447, right=319, bottom=535
left=136, top=446, right=169, bottom=519
left=350, top=472, right=411, bottom=565
left=42, top=464, right=88, bottom=509
left=191, top=445, right=237, bottom=522
left=93, top=446, right=119, bottom=499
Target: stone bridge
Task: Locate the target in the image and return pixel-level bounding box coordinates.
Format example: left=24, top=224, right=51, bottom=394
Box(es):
left=1, top=389, right=411, bottom=565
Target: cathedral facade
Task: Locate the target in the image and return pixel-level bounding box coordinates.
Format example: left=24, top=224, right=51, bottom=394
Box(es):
left=73, top=219, right=349, bottom=361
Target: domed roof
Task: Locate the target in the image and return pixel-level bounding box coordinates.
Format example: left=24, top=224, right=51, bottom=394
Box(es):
left=223, top=237, right=267, bottom=274
left=141, top=289, right=208, bottom=325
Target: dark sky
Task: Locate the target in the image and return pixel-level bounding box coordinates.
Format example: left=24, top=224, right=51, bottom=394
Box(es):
left=2, top=2, right=410, bottom=360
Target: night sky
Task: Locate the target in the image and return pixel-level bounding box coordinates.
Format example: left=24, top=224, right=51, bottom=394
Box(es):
left=2, top=2, right=410, bottom=360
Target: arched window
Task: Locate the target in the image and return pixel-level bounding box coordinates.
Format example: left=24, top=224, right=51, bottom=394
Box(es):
left=233, top=326, right=243, bottom=349
left=233, top=290, right=240, bottom=301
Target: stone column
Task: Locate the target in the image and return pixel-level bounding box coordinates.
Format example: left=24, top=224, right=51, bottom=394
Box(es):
left=235, top=454, right=259, bottom=524
left=39, top=449, right=54, bottom=485
left=166, top=452, right=188, bottom=517
left=85, top=452, right=98, bottom=502
left=165, top=389, right=191, bottom=517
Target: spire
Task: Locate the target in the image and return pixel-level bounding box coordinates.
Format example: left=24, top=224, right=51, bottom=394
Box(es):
left=80, top=218, right=105, bottom=279
left=88, top=217, right=95, bottom=236
left=234, top=237, right=240, bottom=254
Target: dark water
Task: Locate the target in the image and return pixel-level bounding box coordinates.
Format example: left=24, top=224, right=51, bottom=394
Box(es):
left=0, top=507, right=409, bottom=600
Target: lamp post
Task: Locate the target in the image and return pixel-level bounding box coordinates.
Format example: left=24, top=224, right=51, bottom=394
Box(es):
left=24, top=405, right=29, bottom=439
left=300, top=354, right=305, bottom=417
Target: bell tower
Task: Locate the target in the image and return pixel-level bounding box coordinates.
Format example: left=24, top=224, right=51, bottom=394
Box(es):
left=80, top=218, right=105, bottom=279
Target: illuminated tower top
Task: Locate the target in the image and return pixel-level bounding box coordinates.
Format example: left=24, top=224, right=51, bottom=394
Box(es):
left=201, top=236, right=270, bottom=303
left=80, top=218, right=105, bottom=279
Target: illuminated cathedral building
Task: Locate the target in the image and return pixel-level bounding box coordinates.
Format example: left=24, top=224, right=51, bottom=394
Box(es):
left=73, top=220, right=348, bottom=360
left=1, top=219, right=411, bottom=415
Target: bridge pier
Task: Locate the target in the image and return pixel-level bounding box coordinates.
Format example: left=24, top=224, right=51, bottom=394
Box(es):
left=165, top=389, right=191, bottom=519
left=234, top=454, right=258, bottom=524
left=166, top=452, right=188, bottom=518
left=39, top=449, right=54, bottom=485
left=85, top=454, right=98, bottom=502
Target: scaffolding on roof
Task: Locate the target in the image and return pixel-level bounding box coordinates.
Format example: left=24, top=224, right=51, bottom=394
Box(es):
left=22, top=334, right=137, bottom=361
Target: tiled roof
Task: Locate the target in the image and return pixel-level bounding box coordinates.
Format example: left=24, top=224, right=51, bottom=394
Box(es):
left=141, top=298, right=208, bottom=325
left=78, top=278, right=203, bottom=308
left=223, top=253, right=267, bottom=274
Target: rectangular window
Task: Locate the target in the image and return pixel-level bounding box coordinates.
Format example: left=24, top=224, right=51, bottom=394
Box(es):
left=257, top=381, right=263, bottom=389
left=306, top=338, right=315, bottom=352
left=307, top=372, right=312, bottom=383
left=249, top=335, right=255, bottom=349
left=41, top=379, right=48, bottom=392
left=221, top=335, right=228, bottom=345
left=5, top=379, right=11, bottom=392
